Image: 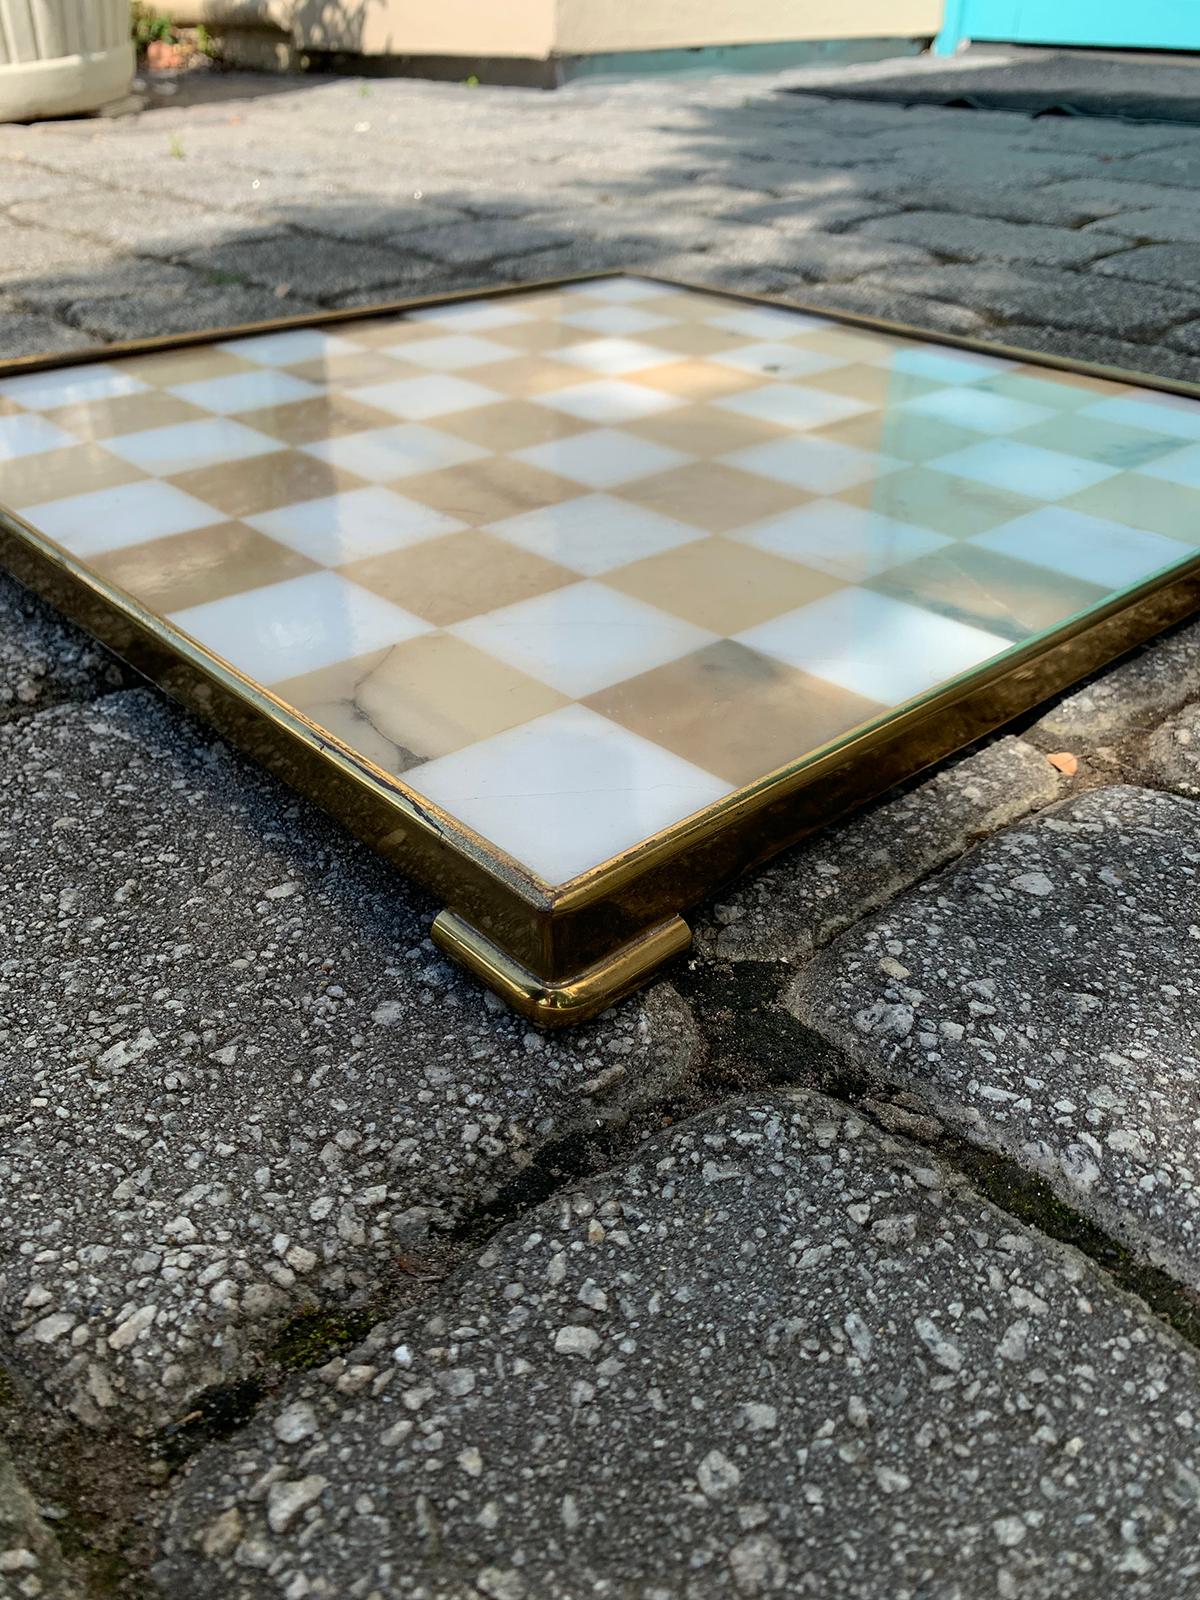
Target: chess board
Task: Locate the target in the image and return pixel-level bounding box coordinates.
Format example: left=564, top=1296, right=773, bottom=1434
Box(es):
left=4, top=275, right=1200, bottom=1021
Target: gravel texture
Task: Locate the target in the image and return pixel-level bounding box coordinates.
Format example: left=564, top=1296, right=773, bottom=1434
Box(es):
left=1032, top=619, right=1200, bottom=747
left=0, top=573, right=128, bottom=723
left=0, top=1443, right=83, bottom=1600
left=1147, top=702, right=1200, bottom=798
left=0, top=690, right=702, bottom=1434
left=698, top=736, right=1062, bottom=967
left=791, top=786, right=1200, bottom=1288
left=156, top=1090, right=1200, bottom=1600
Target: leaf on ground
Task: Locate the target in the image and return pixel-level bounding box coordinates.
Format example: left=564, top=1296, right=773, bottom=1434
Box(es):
left=1047, top=751, right=1079, bottom=776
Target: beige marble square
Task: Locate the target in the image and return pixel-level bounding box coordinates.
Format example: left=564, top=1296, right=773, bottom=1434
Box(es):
left=43, top=390, right=210, bottom=441
left=341, top=528, right=574, bottom=625
left=839, top=465, right=1040, bottom=539
left=3, top=442, right=146, bottom=508
left=626, top=403, right=788, bottom=459
left=399, top=455, right=582, bottom=525
left=273, top=633, right=566, bottom=771
left=434, top=399, right=590, bottom=452
left=91, top=521, right=318, bottom=612
left=630, top=360, right=760, bottom=401
left=606, top=535, right=841, bottom=634
left=169, top=450, right=366, bottom=518
left=119, top=347, right=257, bottom=387
left=617, top=460, right=809, bottom=533
left=233, top=393, right=399, bottom=447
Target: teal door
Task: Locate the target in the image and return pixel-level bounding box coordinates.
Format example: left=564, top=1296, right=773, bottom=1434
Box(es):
left=935, top=0, right=1200, bottom=55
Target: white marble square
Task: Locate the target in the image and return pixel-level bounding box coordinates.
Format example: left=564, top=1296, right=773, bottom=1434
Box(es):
left=27, top=480, right=221, bottom=558
left=887, top=346, right=1016, bottom=384
left=451, top=579, right=716, bottom=698
left=974, top=507, right=1193, bottom=589
left=408, top=301, right=531, bottom=331
left=1136, top=442, right=1200, bottom=490
left=302, top=424, right=488, bottom=481
left=169, top=369, right=323, bottom=415
left=488, top=494, right=703, bottom=576
left=390, top=334, right=512, bottom=370
left=717, top=383, right=872, bottom=430
left=1080, top=392, right=1200, bottom=442
left=171, top=570, right=431, bottom=684
left=737, top=587, right=1010, bottom=705
left=930, top=438, right=1120, bottom=500
left=403, top=704, right=731, bottom=884
left=218, top=329, right=361, bottom=366
left=559, top=305, right=672, bottom=336
left=725, top=436, right=903, bottom=494
left=347, top=374, right=498, bottom=420
left=247, top=486, right=464, bottom=565
left=712, top=343, right=845, bottom=380
left=513, top=428, right=689, bottom=489
left=0, top=363, right=150, bottom=410
left=550, top=338, right=674, bottom=377
left=104, top=418, right=283, bottom=476
left=733, top=498, right=951, bottom=579
left=534, top=379, right=680, bottom=425
left=709, top=308, right=828, bottom=339
left=899, top=386, right=1055, bottom=435
left=0, top=413, right=79, bottom=460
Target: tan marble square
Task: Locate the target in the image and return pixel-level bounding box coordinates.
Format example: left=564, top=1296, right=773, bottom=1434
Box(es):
left=3, top=443, right=146, bottom=509
left=586, top=639, right=884, bottom=788
left=399, top=455, right=581, bottom=525
left=839, top=465, right=1040, bottom=539
left=169, top=450, right=366, bottom=518
left=627, top=403, right=789, bottom=459
left=606, top=536, right=841, bottom=634
left=42, top=390, right=210, bottom=441
left=91, top=521, right=318, bottom=613
left=119, top=347, right=257, bottom=386
left=434, top=398, right=591, bottom=452
left=485, top=320, right=596, bottom=354
left=803, top=363, right=942, bottom=406
left=273, top=633, right=565, bottom=771
left=629, top=360, right=760, bottom=401
left=1064, top=473, right=1200, bottom=543
left=233, top=392, right=398, bottom=447
left=333, top=316, right=442, bottom=348
left=813, top=410, right=981, bottom=464
left=341, top=529, right=574, bottom=625
left=282, top=350, right=424, bottom=385
left=866, top=543, right=1110, bottom=643
left=465, top=355, right=588, bottom=397
left=617, top=460, right=808, bottom=533
left=644, top=291, right=744, bottom=321
left=793, top=327, right=902, bottom=364
left=639, top=322, right=745, bottom=358
left=1008, top=412, right=1183, bottom=470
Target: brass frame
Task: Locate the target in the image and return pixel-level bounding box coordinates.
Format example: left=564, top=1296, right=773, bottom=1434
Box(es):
left=4, top=271, right=1200, bottom=1025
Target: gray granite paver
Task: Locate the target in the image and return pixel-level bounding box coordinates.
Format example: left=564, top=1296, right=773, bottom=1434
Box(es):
left=1032, top=618, right=1200, bottom=746
left=0, top=574, right=128, bottom=721
left=790, top=786, right=1200, bottom=1290
left=0, top=690, right=702, bottom=1434
left=1148, top=702, right=1200, bottom=798
left=155, top=1090, right=1200, bottom=1600
left=1094, top=243, right=1200, bottom=290
left=700, top=737, right=1062, bottom=966
left=0, top=1445, right=82, bottom=1600
left=850, top=210, right=1122, bottom=266
left=1085, top=209, right=1200, bottom=245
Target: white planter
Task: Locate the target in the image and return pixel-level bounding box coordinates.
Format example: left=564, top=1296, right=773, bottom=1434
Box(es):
left=0, top=0, right=133, bottom=121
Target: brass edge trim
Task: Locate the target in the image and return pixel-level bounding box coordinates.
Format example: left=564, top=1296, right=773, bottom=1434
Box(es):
left=0, top=501, right=556, bottom=910
left=547, top=548, right=1200, bottom=912
left=431, top=909, right=692, bottom=1027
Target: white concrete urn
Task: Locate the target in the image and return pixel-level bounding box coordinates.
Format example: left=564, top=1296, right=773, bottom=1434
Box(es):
left=0, top=0, right=133, bottom=121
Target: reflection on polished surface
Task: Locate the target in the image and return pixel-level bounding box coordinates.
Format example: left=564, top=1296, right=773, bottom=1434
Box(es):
left=5, top=277, right=1200, bottom=887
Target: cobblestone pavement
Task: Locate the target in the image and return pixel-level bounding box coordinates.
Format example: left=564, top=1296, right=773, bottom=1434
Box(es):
left=5, top=50, right=1200, bottom=1598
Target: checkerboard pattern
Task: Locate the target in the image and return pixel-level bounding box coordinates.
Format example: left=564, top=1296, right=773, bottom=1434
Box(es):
left=5, top=276, right=1200, bottom=886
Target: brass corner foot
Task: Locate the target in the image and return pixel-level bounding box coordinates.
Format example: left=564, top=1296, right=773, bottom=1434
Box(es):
left=431, top=911, right=692, bottom=1028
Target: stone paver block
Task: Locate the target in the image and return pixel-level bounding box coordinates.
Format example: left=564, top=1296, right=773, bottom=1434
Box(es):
left=852, top=209, right=1122, bottom=267
left=0, top=690, right=702, bottom=1433
left=1147, top=702, right=1200, bottom=797
left=157, top=1090, right=1200, bottom=1600
left=791, top=786, right=1200, bottom=1290
left=0, top=1444, right=81, bottom=1600
left=178, top=234, right=420, bottom=300
left=1033, top=617, right=1200, bottom=745
left=703, top=737, right=1062, bottom=966
left=1036, top=178, right=1200, bottom=217
left=992, top=322, right=1200, bottom=384
left=391, top=218, right=573, bottom=267
left=0, top=303, right=91, bottom=358
left=10, top=194, right=290, bottom=257
left=0, top=572, right=128, bottom=720
left=1085, top=209, right=1200, bottom=245
left=63, top=284, right=321, bottom=342
left=849, top=260, right=1197, bottom=339
left=1094, top=244, right=1200, bottom=291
